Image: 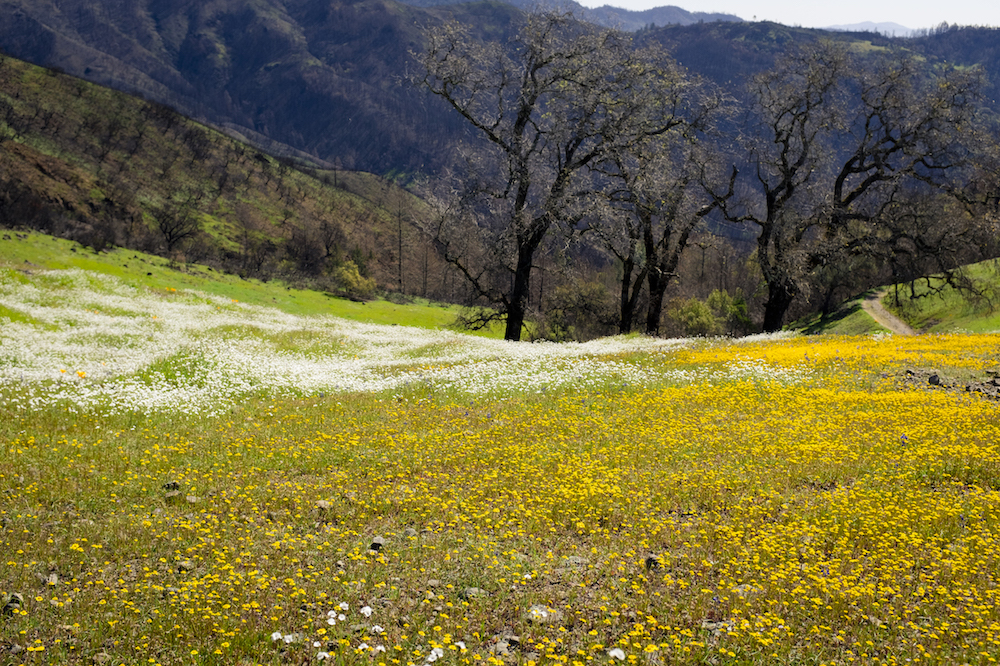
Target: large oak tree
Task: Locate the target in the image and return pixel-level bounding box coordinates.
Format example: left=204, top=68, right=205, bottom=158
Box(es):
left=419, top=11, right=697, bottom=340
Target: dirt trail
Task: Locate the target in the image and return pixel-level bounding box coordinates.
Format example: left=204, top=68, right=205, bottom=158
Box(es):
left=862, top=290, right=917, bottom=335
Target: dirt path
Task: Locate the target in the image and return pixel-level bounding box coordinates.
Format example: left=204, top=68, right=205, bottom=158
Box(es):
left=862, top=290, right=917, bottom=336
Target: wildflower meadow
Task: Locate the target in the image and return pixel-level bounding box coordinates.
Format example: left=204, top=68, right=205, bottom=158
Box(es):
left=2, top=266, right=1000, bottom=666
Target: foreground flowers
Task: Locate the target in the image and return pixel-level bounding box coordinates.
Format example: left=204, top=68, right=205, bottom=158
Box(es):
left=1, top=265, right=999, bottom=665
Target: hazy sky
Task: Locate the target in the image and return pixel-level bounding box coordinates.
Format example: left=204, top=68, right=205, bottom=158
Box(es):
left=574, top=0, right=1000, bottom=31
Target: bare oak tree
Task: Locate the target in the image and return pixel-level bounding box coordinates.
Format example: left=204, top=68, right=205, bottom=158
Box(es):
left=419, top=11, right=693, bottom=340
left=712, top=43, right=986, bottom=331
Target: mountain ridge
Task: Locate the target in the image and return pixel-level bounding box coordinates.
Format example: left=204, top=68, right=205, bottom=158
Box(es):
left=1, top=0, right=998, bottom=178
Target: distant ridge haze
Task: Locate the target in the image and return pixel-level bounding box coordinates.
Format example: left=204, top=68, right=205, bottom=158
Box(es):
left=823, top=21, right=913, bottom=36
left=576, top=0, right=999, bottom=30
left=396, top=0, right=742, bottom=30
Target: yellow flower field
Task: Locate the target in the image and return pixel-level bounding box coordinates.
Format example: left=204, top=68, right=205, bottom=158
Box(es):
left=2, top=273, right=999, bottom=665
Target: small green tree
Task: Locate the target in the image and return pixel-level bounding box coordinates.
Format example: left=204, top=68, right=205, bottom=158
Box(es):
left=334, top=260, right=375, bottom=300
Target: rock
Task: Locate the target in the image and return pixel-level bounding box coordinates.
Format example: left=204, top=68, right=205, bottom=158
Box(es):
left=403, top=527, right=418, bottom=538
left=316, top=500, right=333, bottom=511
left=176, top=561, right=196, bottom=573
left=426, top=579, right=441, bottom=588
left=645, top=555, right=662, bottom=570
left=2, top=592, right=24, bottom=616
left=185, top=495, right=200, bottom=504
left=36, top=572, right=59, bottom=587
left=490, top=635, right=519, bottom=656
left=162, top=481, right=180, bottom=491
left=928, top=374, right=942, bottom=386
left=94, top=652, right=112, bottom=664
left=461, top=587, right=488, bottom=600
left=370, top=536, right=385, bottom=552
left=164, top=490, right=181, bottom=502
left=700, top=619, right=733, bottom=637
left=525, top=604, right=563, bottom=624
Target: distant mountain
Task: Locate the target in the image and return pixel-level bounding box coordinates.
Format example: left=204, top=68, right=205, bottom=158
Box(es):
left=1, top=0, right=997, bottom=180
left=582, top=4, right=741, bottom=31
left=824, top=21, right=913, bottom=36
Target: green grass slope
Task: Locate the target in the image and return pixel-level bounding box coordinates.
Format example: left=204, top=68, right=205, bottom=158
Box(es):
left=882, top=259, right=1000, bottom=333
left=0, top=51, right=454, bottom=303
left=796, top=259, right=1000, bottom=335
left=0, top=230, right=495, bottom=334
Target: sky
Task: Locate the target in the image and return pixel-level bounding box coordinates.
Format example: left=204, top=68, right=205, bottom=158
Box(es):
left=574, top=0, right=1000, bottom=31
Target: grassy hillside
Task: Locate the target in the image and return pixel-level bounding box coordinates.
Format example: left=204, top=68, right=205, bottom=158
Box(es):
left=794, top=258, right=1000, bottom=335
left=0, top=0, right=519, bottom=174
left=2, top=257, right=1000, bottom=664
left=883, top=259, right=1000, bottom=333
left=0, top=51, right=459, bottom=304
left=0, top=230, right=488, bottom=332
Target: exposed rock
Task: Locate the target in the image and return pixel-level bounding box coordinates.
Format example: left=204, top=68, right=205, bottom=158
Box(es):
left=176, top=561, right=196, bottom=572
left=40, top=572, right=58, bottom=586
left=700, top=619, right=733, bottom=637
left=967, top=377, right=1000, bottom=399
left=490, top=634, right=520, bottom=656
left=316, top=500, right=333, bottom=511
left=369, top=536, right=385, bottom=552
left=403, top=527, right=418, bottom=538
left=461, top=587, right=488, bottom=600
left=1, top=592, right=24, bottom=616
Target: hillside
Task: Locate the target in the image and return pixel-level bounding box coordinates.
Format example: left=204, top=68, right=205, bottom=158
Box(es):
left=0, top=52, right=458, bottom=302
left=1, top=0, right=998, bottom=176
left=795, top=258, right=1000, bottom=335
left=398, top=0, right=742, bottom=31
left=0, top=0, right=519, bottom=174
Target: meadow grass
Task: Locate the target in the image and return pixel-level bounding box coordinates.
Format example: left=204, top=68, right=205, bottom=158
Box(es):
left=0, top=231, right=497, bottom=334
left=2, top=262, right=1000, bottom=666
left=883, top=260, right=1000, bottom=334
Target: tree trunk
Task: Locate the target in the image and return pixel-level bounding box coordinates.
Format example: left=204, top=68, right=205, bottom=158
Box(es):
left=645, top=270, right=668, bottom=335
left=618, top=255, right=641, bottom=335
left=504, top=246, right=535, bottom=341
left=762, top=278, right=796, bottom=332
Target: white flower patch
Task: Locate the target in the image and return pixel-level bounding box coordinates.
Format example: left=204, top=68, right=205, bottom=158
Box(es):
left=0, top=268, right=807, bottom=414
